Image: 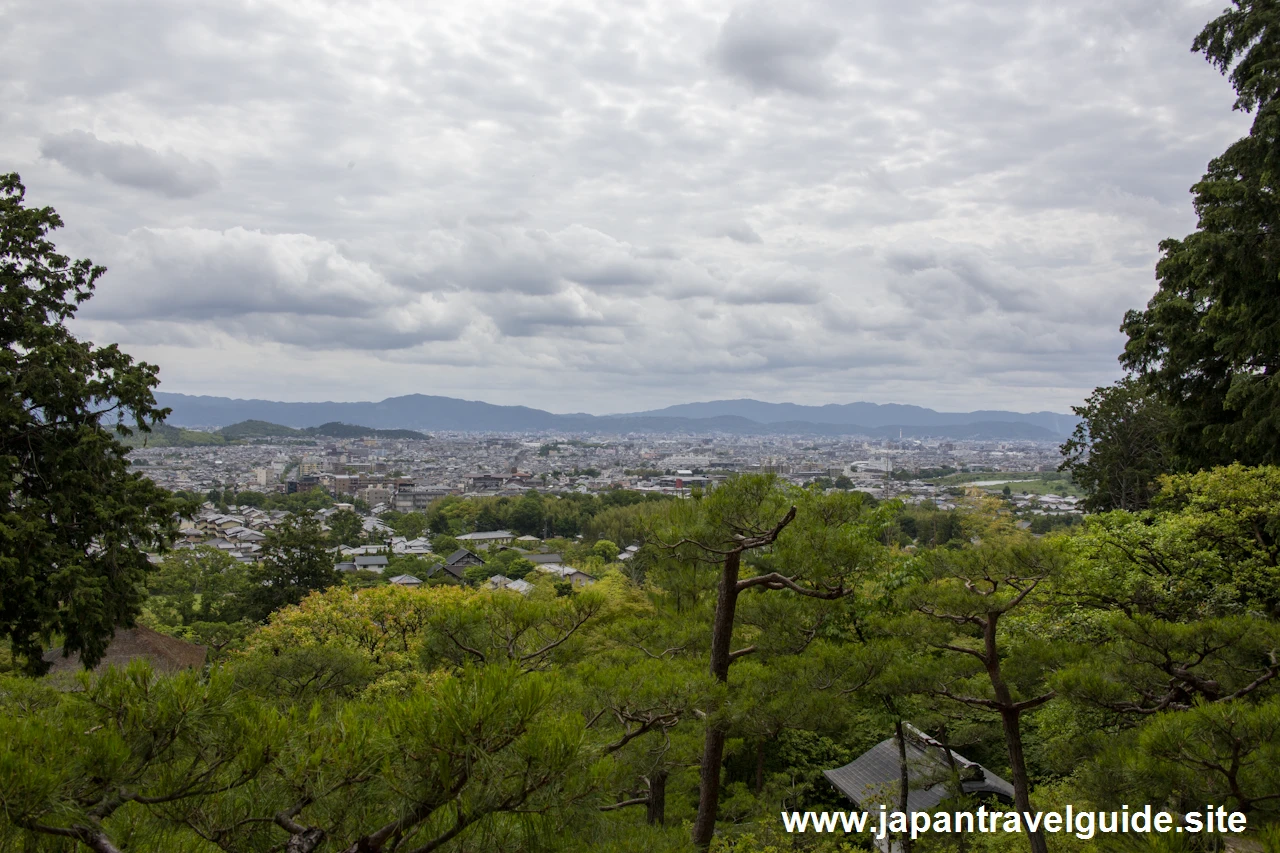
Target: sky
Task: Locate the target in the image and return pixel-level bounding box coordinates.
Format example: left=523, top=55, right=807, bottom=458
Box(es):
left=0, top=0, right=1252, bottom=415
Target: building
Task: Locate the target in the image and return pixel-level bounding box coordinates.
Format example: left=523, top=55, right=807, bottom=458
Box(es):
left=388, top=574, right=423, bottom=587
left=456, top=530, right=516, bottom=548
left=824, top=724, right=1014, bottom=852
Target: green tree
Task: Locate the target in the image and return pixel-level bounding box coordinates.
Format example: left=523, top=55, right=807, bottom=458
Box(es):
left=147, top=544, right=254, bottom=626
left=1059, top=378, right=1175, bottom=511
left=900, top=538, right=1077, bottom=853
left=326, top=507, right=366, bottom=546
left=380, top=510, right=429, bottom=540
left=592, top=539, right=621, bottom=563
left=0, top=662, right=271, bottom=851
left=1120, top=2, right=1280, bottom=467
left=654, top=475, right=898, bottom=848
left=0, top=174, right=185, bottom=676
left=1070, top=464, right=1280, bottom=619
left=245, top=513, right=341, bottom=621
left=508, top=492, right=546, bottom=536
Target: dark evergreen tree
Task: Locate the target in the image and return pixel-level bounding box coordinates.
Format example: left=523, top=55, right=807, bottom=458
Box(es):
left=245, top=513, right=340, bottom=620
left=1121, top=1, right=1280, bottom=467
left=0, top=174, right=184, bottom=675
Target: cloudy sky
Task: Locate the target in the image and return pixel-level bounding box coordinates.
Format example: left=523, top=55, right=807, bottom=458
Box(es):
left=1, top=0, right=1250, bottom=414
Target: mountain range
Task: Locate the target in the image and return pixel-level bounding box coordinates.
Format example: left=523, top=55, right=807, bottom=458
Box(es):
left=153, top=393, right=1078, bottom=440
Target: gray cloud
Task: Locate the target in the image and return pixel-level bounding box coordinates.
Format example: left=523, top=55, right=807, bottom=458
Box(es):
left=712, top=2, right=840, bottom=96
left=40, top=130, right=219, bottom=198
left=0, top=0, right=1254, bottom=412
left=721, top=223, right=763, bottom=244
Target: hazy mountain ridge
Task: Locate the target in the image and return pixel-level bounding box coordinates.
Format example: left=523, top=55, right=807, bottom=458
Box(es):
left=614, top=398, right=1079, bottom=434
left=154, top=393, right=1073, bottom=439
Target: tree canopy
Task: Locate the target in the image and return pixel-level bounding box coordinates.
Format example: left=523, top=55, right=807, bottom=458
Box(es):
left=0, top=173, right=184, bottom=676
left=1119, top=1, right=1280, bottom=469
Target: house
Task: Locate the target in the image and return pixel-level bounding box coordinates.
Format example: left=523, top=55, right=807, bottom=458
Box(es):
left=435, top=549, right=484, bottom=584
left=482, top=574, right=534, bottom=596
left=524, top=552, right=566, bottom=569
left=388, top=574, right=423, bottom=587
left=354, top=555, right=389, bottom=573
left=535, top=564, right=596, bottom=588
left=427, top=562, right=465, bottom=584
left=456, top=530, right=516, bottom=548
left=444, top=548, right=485, bottom=569
left=824, top=724, right=1014, bottom=852
left=515, top=535, right=541, bottom=546
left=43, top=625, right=207, bottom=674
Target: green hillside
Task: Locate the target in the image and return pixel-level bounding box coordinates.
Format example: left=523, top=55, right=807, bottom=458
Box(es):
left=117, top=423, right=226, bottom=448
left=218, top=419, right=305, bottom=439
left=303, top=422, right=426, bottom=440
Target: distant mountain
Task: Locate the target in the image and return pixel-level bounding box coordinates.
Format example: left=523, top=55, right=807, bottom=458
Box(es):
left=152, top=393, right=1073, bottom=440
left=613, top=399, right=1078, bottom=436
left=154, top=393, right=575, bottom=432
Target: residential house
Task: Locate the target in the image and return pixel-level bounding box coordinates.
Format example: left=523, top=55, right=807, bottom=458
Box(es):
left=456, top=530, right=516, bottom=548
left=354, top=555, right=389, bottom=573
left=388, top=574, right=423, bottom=587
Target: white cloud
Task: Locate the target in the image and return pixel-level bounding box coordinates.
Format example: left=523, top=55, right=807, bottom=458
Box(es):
left=1, top=0, right=1253, bottom=413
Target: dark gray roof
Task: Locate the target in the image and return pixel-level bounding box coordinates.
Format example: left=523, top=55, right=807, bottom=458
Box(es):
left=431, top=561, right=466, bottom=581
left=824, top=724, right=1014, bottom=814
left=444, top=548, right=483, bottom=566
left=354, top=555, right=388, bottom=567
left=524, top=552, right=564, bottom=564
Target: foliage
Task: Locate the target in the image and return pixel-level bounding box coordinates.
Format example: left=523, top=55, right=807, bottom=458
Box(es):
left=327, top=508, right=368, bottom=547
left=1059, top=378, right=1176, bottom=512
left=0, top=173, right=186, bottom=676
left=1119, top=2, right=1280, bottom=468
left=244, top=513, right=341, bottom=621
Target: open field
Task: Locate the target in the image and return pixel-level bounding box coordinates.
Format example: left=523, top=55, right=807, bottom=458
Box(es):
left=930, top=470, right=1086, bottom=498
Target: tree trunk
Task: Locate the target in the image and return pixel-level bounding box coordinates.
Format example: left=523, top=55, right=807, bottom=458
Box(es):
left=938, top=725, right=966, bottom=853
left=692, top=550, right=743, bottom=849
left=72, top=827, right=124, bottom=853
left=999, top=709, right=1046, bottom=853
left=895, top=718, right=913, bottom=853
left=985, top=617, right=1047, bottom=853
left=648, top=770, right=668, bottom=826
left=755, top=739, right=766, bottom=794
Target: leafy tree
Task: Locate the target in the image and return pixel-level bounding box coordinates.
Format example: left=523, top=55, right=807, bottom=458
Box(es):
left=430, top=534, right=460, bottom=555
left=592, top=539, right=621, bottom=563
left=245, top=513, right=341, bottom=621
left=1, top=173, right=186, bottom=676
left=147, top=544, right=254, bottom=626
left=0, top=662, right=271, bottom=851
left=419, top=587, right=608, bottom=673
left=1120, top=3, right=1280, bottom=467
left=654, top=475, right=898, bottom=848
left=326, top=508, right=367, bottom=547
left=899, top=538, right=1077, bottom=853
left=508, top=492, right=546, bottom=536
left=1131, top=696, right=1280, bottom=818
left=1069, top=464, right=1280, bottom=619
left=1059, top=378, right=1175, bottom=511
left=484, top=548, right=536, bottom=581
left=475, top=502, right=504, bottom=532
left=380, top=510, right=429, bottom=540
